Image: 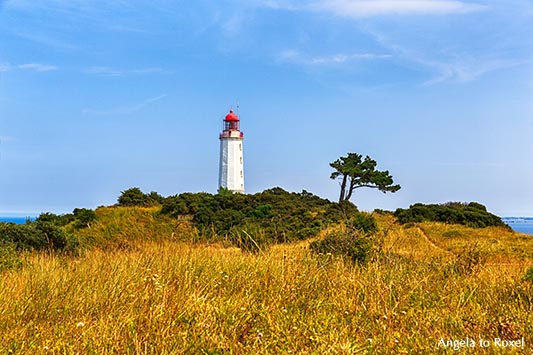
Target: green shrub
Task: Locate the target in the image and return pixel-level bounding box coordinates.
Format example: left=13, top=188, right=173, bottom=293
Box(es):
left=394, top=202, right=508, bottom=229
left=161, top=187, right=351, bottom=243
left=0, top=243, right=22, bottom=271
left=373, top=209, right=393, bottom=215
left=310, top=229, right=373, bottom=264
left=310, top=214, right=378, bottom=264
left=0, top=223, right=45, bottom=250
left=117, top=187, right=163, bottom=207
left=0, top=214, right=80, bottom=254
left=34, top=220, right=69, bottom=250
left=248, top=204, right=272, bottom=219
left=72, top=208, right=96, bottom=229
left=347, top=212, right=378, bottom=234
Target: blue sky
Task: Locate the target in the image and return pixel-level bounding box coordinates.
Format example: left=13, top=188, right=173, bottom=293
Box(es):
left=0, top=0, right=532, bottom=216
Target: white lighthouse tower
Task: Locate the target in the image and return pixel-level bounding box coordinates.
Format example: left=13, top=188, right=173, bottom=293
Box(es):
left=218, top=109, right=244, bottom=193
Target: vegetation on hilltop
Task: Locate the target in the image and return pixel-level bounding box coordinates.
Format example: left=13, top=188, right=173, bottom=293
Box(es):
left=0, top=213, right=82, bottom=253
left=394, top=202, right=508, bottom=229
left=0, top=187, right=515, bottom=267
left=117, top=187, right=164, bottom=207
left=160, top=187, right=359, bottom=244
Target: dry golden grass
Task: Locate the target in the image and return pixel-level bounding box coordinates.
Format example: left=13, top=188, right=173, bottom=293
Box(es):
left=1, top=210, right=532, bottom=354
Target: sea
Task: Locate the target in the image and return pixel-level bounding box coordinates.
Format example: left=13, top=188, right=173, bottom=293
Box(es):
left=502, top=217, right=533, bottom=235
left=0, top=216, right=35, bottom=224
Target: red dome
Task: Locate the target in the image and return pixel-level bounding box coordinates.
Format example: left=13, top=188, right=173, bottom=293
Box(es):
left=224, top=109, right=239, bottom=122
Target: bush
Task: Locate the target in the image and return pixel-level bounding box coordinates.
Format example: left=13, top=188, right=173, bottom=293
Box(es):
left=394, top=202, right=508, bottom=229
left=310, top=213, right=379, bottom=265
left=310, top=229, right=373, bottom=264
left=73, top=208, right=96, bottom=229
left=0, top=213, right=80, bottom=254
left=161, top=188, right=351, bottom=243
left=373, top=209, right=393, bottom=215
left=347, top=212, right=378, bottom=234
left=34, top=220, right=69, bottom=250
left=0, top=223, right=46, bottom=250
left=117, top=187, right=163, bottom=207
left=0, top=243, right=22, bottom=271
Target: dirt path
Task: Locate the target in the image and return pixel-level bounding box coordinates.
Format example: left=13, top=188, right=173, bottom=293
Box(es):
left=415, top=226, right=453, bottom=256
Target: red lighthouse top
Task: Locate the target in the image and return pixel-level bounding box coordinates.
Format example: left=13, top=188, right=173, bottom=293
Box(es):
left=220, top=108, right=243, bottom=139
left=225, top=109, right=239, bottom=122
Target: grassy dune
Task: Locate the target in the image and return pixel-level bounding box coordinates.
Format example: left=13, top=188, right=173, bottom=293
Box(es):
left=1, top=208, right=532, bottom=354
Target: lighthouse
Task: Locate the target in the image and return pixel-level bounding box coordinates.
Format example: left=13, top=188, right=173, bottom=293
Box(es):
left=218, top=109, right=244, bottom=193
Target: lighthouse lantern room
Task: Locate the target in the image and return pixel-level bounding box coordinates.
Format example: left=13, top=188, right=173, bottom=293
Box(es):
left=218, top=109, right=244, bottom=193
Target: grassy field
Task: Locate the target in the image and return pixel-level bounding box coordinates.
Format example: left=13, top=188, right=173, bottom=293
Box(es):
left=1, top=208, right=532, bottom=354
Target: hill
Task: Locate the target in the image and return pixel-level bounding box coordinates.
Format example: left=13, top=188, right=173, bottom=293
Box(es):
left=1, top=200, right=532, bottom=354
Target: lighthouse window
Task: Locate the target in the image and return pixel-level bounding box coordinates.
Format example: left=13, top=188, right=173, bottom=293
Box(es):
left=240, top=157, right=243, bottom=164
left=240, top=170, right=243, bottom=177
left=239, top=144, right=242, bottom=151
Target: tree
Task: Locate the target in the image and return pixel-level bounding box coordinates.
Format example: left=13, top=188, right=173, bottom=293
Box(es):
left=73, top=208, right=96, bottom=229
left=118, top=187, right=147, bottom=206
left=117, top=187, right=163, bottom=207
left=330, top=153, right=400, bottom=202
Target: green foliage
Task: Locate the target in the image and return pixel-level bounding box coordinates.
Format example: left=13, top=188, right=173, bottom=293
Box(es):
left=248, top=204, right=272, bottom=218
left=310, top=230, right=372, bottom=264
left=0, top=223, right=46, bottom=250
left=0, top=242, right=22, bottom=271
left=330, top=152, right=400, bottom=202
left=72, top=208, right=97, bottom=229
left=34, top=220, right=69, bottom=250
left=0, top=213, right=80, bottom=253
left=347, top=212, right=379, bottom=234
left=117, top=187, right=163, bottom=207
left=323, top=200, right=359, bottom=221
left=310, top=212, right=379, bottom=264
left=394, top=202, right=508, bottom=229
left=373, top=209, right=394, bottom=216
left=162, top=187, right=349, bottom=243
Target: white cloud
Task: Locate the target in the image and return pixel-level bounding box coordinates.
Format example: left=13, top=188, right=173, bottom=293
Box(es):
left=0, top=62, right=59, bottom=72
left=422, top=57, right=528, bottom=85
left=278, top=49, right=391, bottom=65
left=311, top=53, right=392, bottom=64
left=85, top=66, right=171, bottom=77
left=18, top=63, right=58, bottom=72
left=257, top=0, right=486, bottom=16
left=82, top=94, right=167, bottom=116
left=251, top=0, right=302, bottom=10
left=311, top=0, right=486, bottom=17
left=366, top=28, right=530, bottom=85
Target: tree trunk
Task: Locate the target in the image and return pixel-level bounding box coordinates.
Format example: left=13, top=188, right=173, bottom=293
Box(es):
left=339, top=174, right=348, bottom=202
left=345, top=178, right=356, bottom=201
